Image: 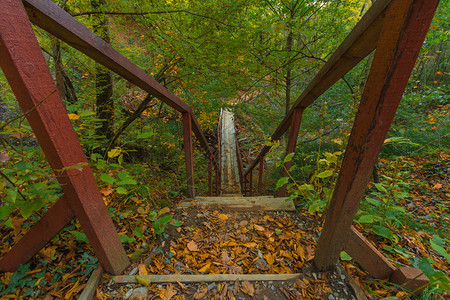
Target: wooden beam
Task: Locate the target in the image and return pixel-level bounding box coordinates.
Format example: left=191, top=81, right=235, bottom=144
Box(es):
left=278, top=108, right=304, bottom=197
left=345, top=227, right=396, bottom=279
left=22, top=0, right=213, bottom=158
left=235, top=127, right=244, bottom=193
left=0, top=0, right=129, bottom=274
left=0, top=196, right=74, bottom=272
left=112, top=273, right=302, bottom=284
left=245, top=0, right=391, bottom=175
left=257, top=157, right=264, bottom=195
left=314, top=0, right=439, bottom=270
left=79, top=267, right=103, bottom=300
left=182, top=112, right=195, bottom=198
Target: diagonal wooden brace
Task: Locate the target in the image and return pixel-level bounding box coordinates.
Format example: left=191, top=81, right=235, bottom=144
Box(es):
left=345, top=226, right=396, bottom=279
left=0, top=0, right=129, bottom=274
left=314, top=0, right=439, bottom=270
left=0, top=196, right=74, bottom=272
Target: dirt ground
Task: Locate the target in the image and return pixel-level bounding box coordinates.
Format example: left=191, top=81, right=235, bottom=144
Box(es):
left=99, top=204, right=360, bottom=299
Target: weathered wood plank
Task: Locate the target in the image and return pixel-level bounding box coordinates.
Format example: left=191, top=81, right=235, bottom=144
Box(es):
left=112, top=273, right=302, bottom=284
left=344, top=227, right=396, bottom=279
left=0, top=196, right=74, bottom=272
left=235, top=125, right=244, bottom=193
left=182, top=196, right=296, bottom=211
left=79, top=267, right=103, bottom=300
left=314, top=0, right=439, bottom=270
left=182, top=112, right=195, bottom=198
left=0, top=0, right=129, bottom=274
left=22, top=0, right=213, bottom=158
left=245, top=0, right=391, bottom=174
left=278, top=108, right=304, bottom=197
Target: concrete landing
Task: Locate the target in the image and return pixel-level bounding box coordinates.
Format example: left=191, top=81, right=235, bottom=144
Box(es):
left=182, top=196, right=296, bottom=211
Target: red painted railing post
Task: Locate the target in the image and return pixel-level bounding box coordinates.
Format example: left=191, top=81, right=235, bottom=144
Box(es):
left=0, top=0, right=129, bottom=274
left=208, top=155, right=213, bottom=196
left=258, top=157, right=264, bottom=195
left=314, top=0, right=439, bottom=271
left=278, top=108, right=304, bottom=197
left=182, top=112, right=195, bottom=198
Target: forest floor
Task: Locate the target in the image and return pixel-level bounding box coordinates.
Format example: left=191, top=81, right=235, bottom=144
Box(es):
left=100, top=204, right=358, bottom=300
left=0, top=153, right=448, bottom=299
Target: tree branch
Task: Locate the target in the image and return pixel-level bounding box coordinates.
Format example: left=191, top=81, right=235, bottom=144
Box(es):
left=72, top=10, right=241, bottom=28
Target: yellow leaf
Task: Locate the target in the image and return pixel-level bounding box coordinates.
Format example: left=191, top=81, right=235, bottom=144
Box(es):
left=138, top=263, right=147, bottom=275
left=264, top=253, right=275, bottom=265
left=198, top=262, right=211, bottom=273
left=107, top=148, right=122, bottom=158
left=135, top=275, right=151, bottom=286
left=159, top=207, right=170, bottom=215
left=218, top=213, right=228, bottom=221
left=434, top=183, right=442, bottom=189
left=254, top=224, right=265, bottom=231
left=68, top=113, right=80, bottom=120
left=244, top=242, right=257, bottom=248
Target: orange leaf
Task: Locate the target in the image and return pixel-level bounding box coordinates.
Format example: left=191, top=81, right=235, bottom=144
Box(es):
left=138, top=263, right=148, bottom=275
left=165, top=284, right=176, bottom=300
left=187, top=240, right=199, bottom=252
left=243, top=242, right=257, bottom=248
left=241, top=281, right=254, bottom=296
left=218, top=214, right=228, bottom=221
left=254, top=224, right=265, bottom=231
left=198, top=262, right=211, bottom=273
left=434, top=183, right=442, bottom=189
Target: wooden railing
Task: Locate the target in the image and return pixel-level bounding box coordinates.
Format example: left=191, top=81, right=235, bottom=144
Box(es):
left=23, top=0, right=218, bottom=199
left=0, top=0, right=438, bottom=282
left=241, top=0, right=439, bottom=278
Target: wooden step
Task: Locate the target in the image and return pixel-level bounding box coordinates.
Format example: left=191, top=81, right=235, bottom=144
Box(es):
left=181, top=196, right=296, bottom=211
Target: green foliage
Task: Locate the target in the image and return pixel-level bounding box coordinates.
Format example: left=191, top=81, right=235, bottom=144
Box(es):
left=356, top=175, right=411, bottom=242
left=0, top=263, right=46, bottom=297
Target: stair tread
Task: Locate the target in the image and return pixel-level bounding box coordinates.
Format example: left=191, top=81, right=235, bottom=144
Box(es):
left=182, top=196, right=296, bottom=211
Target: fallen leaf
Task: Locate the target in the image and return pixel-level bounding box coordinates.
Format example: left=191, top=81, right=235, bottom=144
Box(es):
left=218, top=213, right=229, bottom=221
left=264, top=253, right=275, bottom=265
left=159, top=207, right=170, bottom=215
left=434, top=183, right=442, bottom=189
left=138, top=263, right=147, bottom=275
left=135, top=275, right=151, bottom=286
left=241, top=281, right=254, bottom=296
left=239, top=220, right=248, bottom=227
left=264, top=230, right=274, bottom=238
left=187, top=240, right=199, bottom=252
left=198, top=262, right=211, bottom=273
left=243, top=242, right=257, bottom=248
left=254, top=224, right=265, bottom=231
left=165, top=284, right=176, bottom=300
left=221, top=251, right=231, bottom=265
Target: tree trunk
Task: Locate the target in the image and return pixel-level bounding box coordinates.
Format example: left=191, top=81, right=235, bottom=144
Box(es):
left=285, top=31, right=293, bottom=116
left=52, top=38, right=78, bottom=104
left=91, top=0, right=114, bottom=139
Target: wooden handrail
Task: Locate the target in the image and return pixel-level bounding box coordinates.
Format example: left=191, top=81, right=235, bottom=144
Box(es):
left=23, top=0, right=215, bottom=162
left=244, top=0, right=391, bottom=175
